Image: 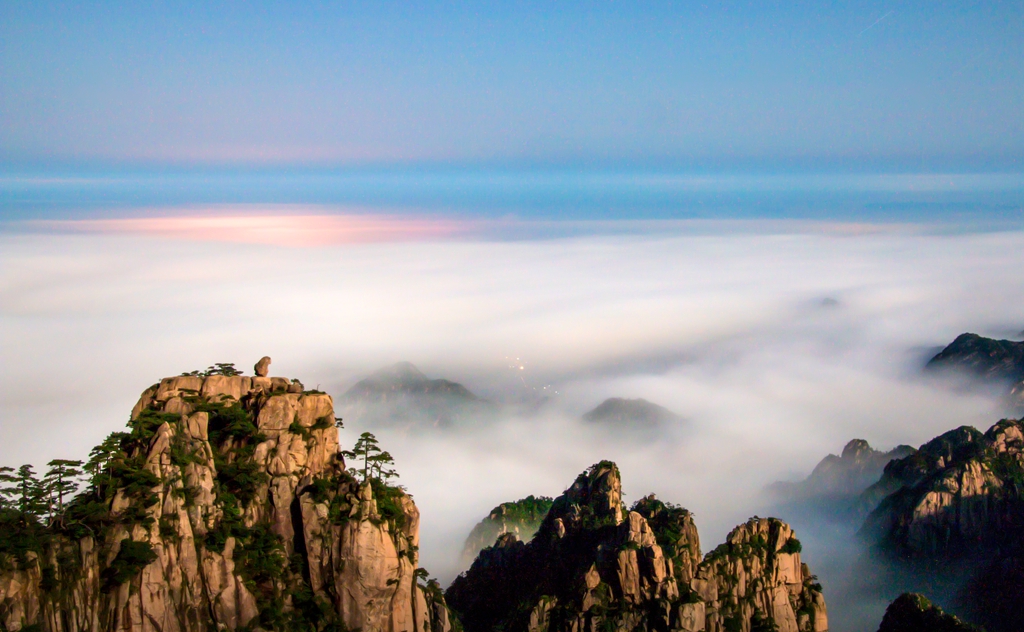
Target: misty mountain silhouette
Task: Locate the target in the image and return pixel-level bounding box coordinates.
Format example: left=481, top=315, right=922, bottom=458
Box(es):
left=344, top=361, right=479, bottom=401
left=581, top=397, right=681, bottom=425
left=927, top=332, right=1024, bottom=411
left=338, top=362, right=491, bottom=429
left=926, top=332, right=1024, bottom=383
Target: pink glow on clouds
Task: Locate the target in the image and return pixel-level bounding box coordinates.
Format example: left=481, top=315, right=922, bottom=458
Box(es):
left=31, top=213, right=476, bottom=247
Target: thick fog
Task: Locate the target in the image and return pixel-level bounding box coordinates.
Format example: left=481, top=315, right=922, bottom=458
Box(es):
left=3, top=220, right=1024, bottom=630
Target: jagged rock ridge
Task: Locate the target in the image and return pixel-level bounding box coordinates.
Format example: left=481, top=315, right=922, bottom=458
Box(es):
left=446, top=461, right=827, bottom=632
left=860, top=419, right=1024, bottom=556
left=0, top=366, right=453, bottom=632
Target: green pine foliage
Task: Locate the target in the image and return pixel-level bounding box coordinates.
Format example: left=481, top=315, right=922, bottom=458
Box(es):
left=101, top=539, right=157, bottom=592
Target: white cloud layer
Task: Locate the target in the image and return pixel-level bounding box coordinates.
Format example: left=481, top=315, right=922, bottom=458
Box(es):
left=2, top=226, right=1024, bottom=630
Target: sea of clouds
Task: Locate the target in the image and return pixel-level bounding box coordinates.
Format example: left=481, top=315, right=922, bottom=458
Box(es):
left=3, top=219, right=1024, bottom=630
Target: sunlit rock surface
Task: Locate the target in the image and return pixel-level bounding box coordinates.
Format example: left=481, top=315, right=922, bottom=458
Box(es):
left=861, top=419, right=1024, bottom=556
left=0, top=368, right=453, bottom=632
left=447, top=461, right=827, bottom=632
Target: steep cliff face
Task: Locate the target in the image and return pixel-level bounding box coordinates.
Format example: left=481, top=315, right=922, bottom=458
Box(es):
left=446, top=461, right=827, bottom=632
left=459, top=496, right=553, bottom=569
left=0, top=368, right=453, bottom=632
left=692, top=518, right=827, bottom=632
left=860, top=419, right=1024, bottom=556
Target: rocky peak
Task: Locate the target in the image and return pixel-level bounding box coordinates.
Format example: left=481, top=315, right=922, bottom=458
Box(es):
left=541, top=460, right=624, bottom=533
left=694, top=517, right=828, bottom=632
left=927, top=332, right=1024, bottom=383
left=841, top=439, right=873, bottom=460
left=0, top=362, right=453, bottom=632
left=861, top=417, right=1024, bottom=557
left=447, top=462, right=827, bottom=632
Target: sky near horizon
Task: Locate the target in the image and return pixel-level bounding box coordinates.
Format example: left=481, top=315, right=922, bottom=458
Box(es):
left=2, top=1, right=1022, bottom=171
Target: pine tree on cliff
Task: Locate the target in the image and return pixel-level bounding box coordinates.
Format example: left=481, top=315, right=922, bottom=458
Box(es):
left=43, top=459, right=83, bottom=517
left=352, top=431, right=380, bottom=481
left=0, top=466, right=16, bottom=510
left=85, top=432, right=126, bottom=499
left=11, top=465, right=46, bottom=519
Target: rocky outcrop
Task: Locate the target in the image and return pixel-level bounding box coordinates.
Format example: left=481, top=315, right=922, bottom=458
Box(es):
left=254, top=356, right=271, bottom=377
left=446, top=461, right=827, bottom=632
left=860, top=419, right=1024, bottom=556
left=693, top=518, right=827, bottom=632
left=459, top=495, right=554, bottom=569
left=582, top=398, right=682, bottom=426
left=876, top=593, right=981, bottom=632
left=0, top=367, right=453, bottom=632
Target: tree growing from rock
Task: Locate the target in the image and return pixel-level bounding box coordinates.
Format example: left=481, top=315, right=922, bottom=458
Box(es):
left=85, top=432, right=126, bottom=499
left=9, top=465, right=46, bottom=519
left=347, top=432, right=399, bottom=484
left=43, top=459, right=83, bottom=518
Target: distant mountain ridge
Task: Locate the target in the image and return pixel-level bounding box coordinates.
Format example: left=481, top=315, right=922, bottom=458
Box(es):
left=926, top=332, right=1024, bottom=410
left=770, top=439, right=915, bottom=508
left=338, top=362, right=491, bottom=429
left=344, top=361, right=479, bottom=401
left=582, top=397, right=681, bottom=425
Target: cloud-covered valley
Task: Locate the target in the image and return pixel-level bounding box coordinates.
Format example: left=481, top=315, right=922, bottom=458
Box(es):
left=2, top=222, right=1023, bottom=629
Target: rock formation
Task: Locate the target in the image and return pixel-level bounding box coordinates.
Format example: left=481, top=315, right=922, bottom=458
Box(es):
left=927, top=333, right=1024, bottom=383
left=338, top=362, right=492, bottom=430
left=926, top=332, right=1024, bottom=409
left=693, top=518, right=827, bottom=632
left=860, top=419, right=1024, bottom=556
left=254, top=356, right=271, bottom=378
left=876, top=593, right=981, bottom=632
left=768, top=440, right=914, bottom=516
left=459, top=495, right=554, bottom=569
left=582, top=398, right=682, bottom=426
left=0, top=366, right=453, bottom=632
left=446, top=461, right=827, bottom=632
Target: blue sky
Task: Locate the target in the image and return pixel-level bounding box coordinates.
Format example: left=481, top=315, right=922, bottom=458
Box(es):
left=2, top=1, right=1022, bottom=170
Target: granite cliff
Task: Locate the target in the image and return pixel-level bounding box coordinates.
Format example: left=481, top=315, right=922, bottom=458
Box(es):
left=446, top=462, right=827, bottom=632
left=860, top=419, right=1024, bottom=556
left=0, top=360, right=453, bottom=632
left=857, top=416, right=1024, bottom=631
